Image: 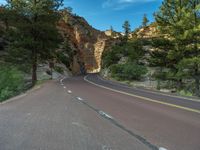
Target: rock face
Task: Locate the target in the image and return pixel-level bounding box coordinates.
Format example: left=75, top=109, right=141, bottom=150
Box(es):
left=58, top=11, right=111, bottom=74
left=134, top=23, right=161, bottom=39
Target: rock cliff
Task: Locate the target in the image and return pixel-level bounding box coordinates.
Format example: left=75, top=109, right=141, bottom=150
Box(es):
left=58, top=11, right=111, bottom=74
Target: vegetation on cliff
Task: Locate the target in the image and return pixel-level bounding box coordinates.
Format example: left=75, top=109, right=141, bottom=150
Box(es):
left=102, top=39, right=148, bottom=81
left=151, top=0, right=200, bottom=96
left=102, top=0, right=200, bottom=97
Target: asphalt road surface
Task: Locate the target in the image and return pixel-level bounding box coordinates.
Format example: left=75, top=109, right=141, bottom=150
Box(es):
left=0, top=74, right=200, bottom=150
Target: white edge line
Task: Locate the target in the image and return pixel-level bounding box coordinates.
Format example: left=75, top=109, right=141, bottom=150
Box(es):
left=97, top=75, right=200, bottom=103
left=84, top=75, right=200, bottom=114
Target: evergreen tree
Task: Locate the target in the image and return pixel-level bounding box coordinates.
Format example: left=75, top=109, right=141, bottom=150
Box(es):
left=155, top=0, right=200, bottom=95
left=0, top=0, right=63, bottom=84
left=122, top=20, right=131, bottom=42
left=142, top=14, right=149, bottom=27
left=110, top=25, right=114, bottom=37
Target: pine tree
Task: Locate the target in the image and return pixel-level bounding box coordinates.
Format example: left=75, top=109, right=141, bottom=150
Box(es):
left=142, top=14, right=149, bottom=27
left=122, top=20, right=131, bottom=42
left=0, top=0, right=63, bottom=84
left=155, top=0, right=200, bottom=95
left=110, top=25, right=114, bottom=37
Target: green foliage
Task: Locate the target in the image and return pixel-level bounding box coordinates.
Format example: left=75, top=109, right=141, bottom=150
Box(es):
left=0, top=65, right=25, bottom=102
left=122, top=20, right=131, bottom=42
left=179, top=90, right=193, bottom=97
left=0, top=0, right=63, bottom=84
left=149, top=38, right=174, bottom=68
left=154, top=0, right=200, bottom=96
left=110, top=63, right=148, bottom=80
left=142, top=14, right=149, bottom=27
left=102, top=48, right=120, bottom=68
left=102, top=40, right=145, bottom=68
left=176, top=57, right=200, bottom=80
left=56, top=41, right=75, bottom=70
left=54, top=66, right=64, bottom=74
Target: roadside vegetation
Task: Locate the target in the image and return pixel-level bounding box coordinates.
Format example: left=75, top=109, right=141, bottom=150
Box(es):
left=0, top=65, right=26, bottom=102
left=0, top=0, right=72, bottom=102
left=102, top=0, right=200, bottom=97
left=102, top=39, right=148, bottom=81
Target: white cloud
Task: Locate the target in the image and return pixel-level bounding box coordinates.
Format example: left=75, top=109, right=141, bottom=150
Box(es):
left=102, top=0, right=158, bottom=10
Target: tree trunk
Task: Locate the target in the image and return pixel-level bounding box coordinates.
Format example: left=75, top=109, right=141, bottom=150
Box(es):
left=5, top=18, right=9, bottom=31
left=194, top=67, right=200, bottom=97
left=195, top=78, right=199, bottom=97
left=32, top=0, right=38, bottom=85
left=32, top=49, right=37, bottom=85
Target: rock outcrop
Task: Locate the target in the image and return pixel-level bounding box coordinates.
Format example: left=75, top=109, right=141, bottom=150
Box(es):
left=58, top=11, right=111, bottom=74
left=134, top=23, right=163, bottom=39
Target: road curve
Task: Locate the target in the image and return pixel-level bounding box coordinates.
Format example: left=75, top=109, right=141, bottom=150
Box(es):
left=0, top=79, right=151, bottom=150
left=64, top=74, right=200, bottom=150
left=1, top=75, right=200, bottom=150
left=85, top=74, right=200, bottom=113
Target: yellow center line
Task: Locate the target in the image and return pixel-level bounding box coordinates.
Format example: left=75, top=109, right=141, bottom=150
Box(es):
left=84, top=75, right=200, bottom=114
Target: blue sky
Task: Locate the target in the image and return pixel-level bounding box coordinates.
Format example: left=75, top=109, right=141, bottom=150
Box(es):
left=0, top=0, right=163, bottom=32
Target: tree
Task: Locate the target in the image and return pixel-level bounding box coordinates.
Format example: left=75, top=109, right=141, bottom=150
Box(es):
left=0, top=0, right=63, bottom=85
left=142, top=14, right=149, bottom=27
left=154, top=0, right=200, bottom=96
left=65, top=6, right=73, bottom=13
left=122, top=20, right=131, bottom=42
left=110, top=25, right=114, bottom=37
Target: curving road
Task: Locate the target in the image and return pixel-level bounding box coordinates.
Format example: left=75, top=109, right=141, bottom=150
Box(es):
left=65, top=74, right=200, bottom=150
left=0, top=74, right=200, bottom=150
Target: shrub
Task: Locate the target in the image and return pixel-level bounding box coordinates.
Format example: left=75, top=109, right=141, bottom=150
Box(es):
left=0, top=65, right=25, bottom=102
left=110, top=63, right=148, bottom=80
left=54, top=66, right=64, bottom=74
left=102, top=40, right=145, bottom=68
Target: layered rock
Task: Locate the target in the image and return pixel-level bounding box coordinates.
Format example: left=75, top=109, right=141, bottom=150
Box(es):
left=58, top=11, right=111, bottom=74
left=134, top=23, right=162, bottom=39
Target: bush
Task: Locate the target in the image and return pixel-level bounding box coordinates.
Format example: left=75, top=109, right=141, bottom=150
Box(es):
left=0, top=65, right=25, bottom=102
left=102, top=40, right=145, bottom=68
left=110, top=63, right=148, bottom=80
left=54, top=66, right=64, bottom=74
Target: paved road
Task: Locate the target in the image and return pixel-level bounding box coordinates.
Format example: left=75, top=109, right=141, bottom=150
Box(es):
left=0, top=79, right=151, bottom=150
left=86, top=74, right=200, bottom=112
left=64, top=74, right=200, bottom=150
left=1, top=74, right=200, bottom=150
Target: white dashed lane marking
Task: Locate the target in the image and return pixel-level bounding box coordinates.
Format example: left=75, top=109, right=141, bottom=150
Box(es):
left=67, top=90, right=72, bottom=94
left=76, top=97, right=84, bottom=101
left=159, top=147, right=168, bottom=150
left=99, top=111, right=113, bottom=119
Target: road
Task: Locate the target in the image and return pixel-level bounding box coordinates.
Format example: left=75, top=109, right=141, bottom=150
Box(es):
left=0, top=74, right=200, bottom=150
